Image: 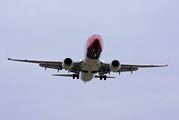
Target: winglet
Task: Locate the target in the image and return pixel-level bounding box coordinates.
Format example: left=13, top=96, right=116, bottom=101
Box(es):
left=7, top=58, right=11, bottom=60
left=166, top=56, right=170, bottom=66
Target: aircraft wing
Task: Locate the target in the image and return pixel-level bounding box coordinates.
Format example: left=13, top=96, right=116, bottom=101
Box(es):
left=100, top=61, right=168, bottom=74
left=7, top=58, right=82, bottom=73
left=119, top=63, right=167, bottom=73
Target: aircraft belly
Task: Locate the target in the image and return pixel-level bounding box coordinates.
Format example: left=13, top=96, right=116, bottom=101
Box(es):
left=81, top=73, right=94, bottom=81
left=80, top=57, right=99, bottom=81
left=82, top=57, right=100, bottom=71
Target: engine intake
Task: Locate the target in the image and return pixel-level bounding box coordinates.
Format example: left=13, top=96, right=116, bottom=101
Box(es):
left=110, top=60, right=121, bottom=72
left=62, top=58, right=73, bottom=70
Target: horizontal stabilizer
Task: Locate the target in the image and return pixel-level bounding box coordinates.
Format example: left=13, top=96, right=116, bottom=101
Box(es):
left=94, top=75, right=115, bottom=78
left=53, top=74, right=73, bottom=77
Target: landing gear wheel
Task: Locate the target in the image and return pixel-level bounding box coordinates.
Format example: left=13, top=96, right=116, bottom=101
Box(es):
left=73, top=74, right=75, bottom=79
left=104, top=75, right=106, bottom=80
left=73, top=73, right=79, bottom=79
left=99, top=75, right=107, bottom=80
left=77, top=74, right=79, bottom=79
left=100, top=75, right=102, bottom=80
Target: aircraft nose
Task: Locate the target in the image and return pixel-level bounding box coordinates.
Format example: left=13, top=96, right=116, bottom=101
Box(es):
left=93, top=38, right=100, bottom=48
left=94, top=38, right=100, bottom=45
left=92, top=38, right=102, bottom=53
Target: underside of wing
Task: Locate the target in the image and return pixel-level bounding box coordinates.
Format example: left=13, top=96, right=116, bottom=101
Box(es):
left=8, top=58, right=82, bottom=73
left=8, top=58, right=63, bottom=71
left=119, top=64, right=167, bottom=73
left=100, top=61, right=167, bottom=74
left=8, top=58, right=62, bottom=64
left=121, top=64, right=168, bottom=68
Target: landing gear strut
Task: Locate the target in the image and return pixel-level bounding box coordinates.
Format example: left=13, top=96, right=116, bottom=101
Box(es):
left=100, top=75, right=106, bottom=80
left=93, top=48, right=98, bottom=59
left=73, top=73, right=79, bottom=79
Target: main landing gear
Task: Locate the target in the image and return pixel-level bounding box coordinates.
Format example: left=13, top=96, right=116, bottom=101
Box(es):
left=73, top=73, right=79, bottom=79
left=100, top=75, right=106, bottom=80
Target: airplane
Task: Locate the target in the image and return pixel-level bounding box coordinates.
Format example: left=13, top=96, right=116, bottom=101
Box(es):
left=8, top=34, right=167, bottom=83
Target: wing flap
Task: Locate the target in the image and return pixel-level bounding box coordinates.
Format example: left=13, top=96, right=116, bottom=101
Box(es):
left=39, top=63, right=63, bottom=70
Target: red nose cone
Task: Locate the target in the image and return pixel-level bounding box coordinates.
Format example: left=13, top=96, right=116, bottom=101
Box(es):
left=85, top=34, right=104, bottom=59
left=86, top=38, right=102, bottom=59
left=93, top=39, right=100, bottom=48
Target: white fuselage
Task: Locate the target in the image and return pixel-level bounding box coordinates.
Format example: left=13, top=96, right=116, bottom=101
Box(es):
left=80, top=57, right=100, bottom=81
left=80, top=34, right=104, bottom=81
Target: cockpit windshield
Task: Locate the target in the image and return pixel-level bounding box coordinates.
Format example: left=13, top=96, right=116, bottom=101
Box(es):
left=91, top=35, right=101, bottom=38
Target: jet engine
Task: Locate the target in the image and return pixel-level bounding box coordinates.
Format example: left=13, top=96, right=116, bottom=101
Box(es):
left=62, top=58, right=73, bottom=70
left=110, top=60, right=121, bottom=72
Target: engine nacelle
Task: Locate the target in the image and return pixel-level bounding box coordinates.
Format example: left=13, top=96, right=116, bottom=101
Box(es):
left=110, top=60, right=121, bottom=72
left=62, top=58, right=73, bottom=70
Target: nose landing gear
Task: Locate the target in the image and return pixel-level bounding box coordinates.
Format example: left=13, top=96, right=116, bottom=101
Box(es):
left=93, top=48, right=98, bottom=59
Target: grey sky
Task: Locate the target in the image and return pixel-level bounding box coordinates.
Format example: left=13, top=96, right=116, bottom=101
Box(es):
left=0, top=0, right=179, bottom=120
